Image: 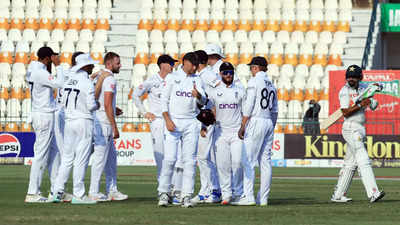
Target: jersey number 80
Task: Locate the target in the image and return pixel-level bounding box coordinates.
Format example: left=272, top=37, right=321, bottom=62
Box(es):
left=260, top=88, right=275, bottom=110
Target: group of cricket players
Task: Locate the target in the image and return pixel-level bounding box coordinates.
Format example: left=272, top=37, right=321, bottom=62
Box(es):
left=23, top=43, right=385, bottom=207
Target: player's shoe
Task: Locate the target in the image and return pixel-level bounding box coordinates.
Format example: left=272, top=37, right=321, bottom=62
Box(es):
left=181, top=196, right=194, bottom=208
left=191, top=194, right=209, bottom=204
left=49, top=192, right=73, bottom=203
left=331, top=196, right=352, bottom=203
left=205, top=190, right=221, bottom=203
left=231, top=195, right=256, bottom=206
left=172, top=196, right=182, bottom=205
left=370, top=190, right=385, bottom=203
left=89, top=192, right=110, bottom=202
left=158, top=193, right=170, bottom=207
left=25, top=194, right=48, bottom=203
left=108, top=191, right=128, bottom=201
left=221, top=196, right=231, bottom=205
left=71, top=195, right=97, bottom=204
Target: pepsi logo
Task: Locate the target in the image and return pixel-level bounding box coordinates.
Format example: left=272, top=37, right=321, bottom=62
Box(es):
left=0, top=133, right=21, bottom=157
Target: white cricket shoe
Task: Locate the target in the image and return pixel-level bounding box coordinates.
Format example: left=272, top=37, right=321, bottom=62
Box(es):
left=158, top=193, right=170, bottom=207
left=231, top=195, right=256, bottom=206
left=71, top=195, right=97, bottom=204
left=370, top=191, right=385, bottom=203
left=108, top=191, right=128, bottom=201
left=89, top=192, right=110, bottom=202
left=331, top=196, right=352, bottom=203
left=25, top=194, right=48, bottom=203
left=205, top=190, right=221, bottom=203
left=181, top=196, right=194, bottom=208
left=221, top=196, right=232, bottom=205
left=49, top=192, right=73, bottom=203
left=191, top=194, right=209, bottom=204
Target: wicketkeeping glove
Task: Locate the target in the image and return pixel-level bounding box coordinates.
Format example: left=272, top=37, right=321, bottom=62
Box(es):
left=196, top=109, right=215, bottom=126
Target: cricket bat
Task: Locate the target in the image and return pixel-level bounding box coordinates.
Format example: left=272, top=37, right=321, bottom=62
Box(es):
left=320, top=83, right=383, bottom=130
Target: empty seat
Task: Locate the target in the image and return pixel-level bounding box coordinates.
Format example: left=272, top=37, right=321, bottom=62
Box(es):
left=277, top=31, right=291, bottom=44
left=278, top=100, right=288, bottom=119
left=0, top=8, right=10, bottom=30
left=291, top=31, right=305, bottom=44
left=323, top=10, right=338, bottom=32
left=254, top=0, right=267, bottom=10
left=291, top=75, right=306, bottom=100
left=267, top=9, right=281, bottom=32
left=179, top=42, right=194, bottom=59
left=339, top=0, right=352, bottom=10
left=93, top=29, right=108, bottom=42
left=209, top=9, right=224, bottom=32
left=136, top=29, right=149, bottom=44
left=235, top=30, right=248, bottom=43
left=55, top=0, right=69, bottom=8
left=195, top=9, right=209, bottom=31
left=25, top=8, right=39, bottom=30
left=65, top=29, right=79, bottom=42
left=311, top=0, right=324, bottom=9
left=177, top=30, right=191, bottom=43
left=267, top=64, right=280, bottom=79
left=284, top=43, right=299, bottom=66
left=138, top=8, right=153, bottom=31
left=82, top=8, right=96, bottom=31
left=147, top=63, right=160, bottom=76
left=268, top=1, right=282, bottom=10
left=313, top=43, right=328, bottom=66
left=254, top=41, right=269, bottom=59
left=305, top=30, right=319, bottom=44
left=182, top=0, right=196, bottom=9
left=154, top=0, right=168, bottom=9
left=165, top=42, right=179, bottom=59
left=224, top=9, right=238, bottom=31
left=287, top=100, right=303, bottom=119
left=269, top=41, right=284, bottom=66
left=337, top=9, right=352, bottom=32
left=263, top=30, right=276, bottom=44
left=149, top=29, right=163, bottom=43
left=220, top=30, right=234, bottom=44
left=281, top=9, right=295, bottom=32
left=277, top=75, right=292, bottom=101
left=132, top=64, right=147, bottom=78
left=238, top=9, right=253, bottom=32
left=192, top=30, right=206, bottom=43
left=207, top=30, right=220, bottom=43
left=83, top=0, right=97, bottom=8
left=280, top=64, right=294, bottom=79
left=150, top=42, right=164, bottom=64
left=239, top=42, right=253, bottom=64
left=211, top=0, right=225, bottom=10
left=69, top=0, right=83, bottom=8
left=76, top=40, right=90, bottom=53
left=153, top=9, right=167, bottom=31
left=249, top=30, right=262, bottom=43
left=224, top=42, right=239, bottom=65
left=309, top=9, right=323, bottom=32
left=134, top=43, right=149, bottom=65
left=253, top=9, right=266, bottom=32
left=295, top=9, right=310, bottom=32
left=15, top=41, right=30, bottom=64
left=197, top=0, right=210, bottom=10
left=182, top=8, right=196, bottom=31
left=8, top=29, right=22, bottom=42
left=12, top=0, right=26, bottom=10
left=164, top=29, right=178, bottom=43
left=299, top=42, right=313, bottom=67
left=325, top=0, right=338, bottom=10
left=328, top=43, right=343, bottom=66
left=167, top=8, right=181, bottom=31
left=295, top=64, right=309, bottom=78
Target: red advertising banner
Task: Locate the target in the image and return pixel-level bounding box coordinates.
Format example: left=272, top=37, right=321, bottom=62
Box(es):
left=329, top=70, right=400, bottom=135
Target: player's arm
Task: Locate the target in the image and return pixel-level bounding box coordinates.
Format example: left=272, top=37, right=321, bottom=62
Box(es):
left=161, top=76, right=176, bottom=132
left=338, top=88, right=370, bottom=118
left=132, top=79, right=154, bottom=121
left=192, top=79, right=207, bottom=106
left=239, top=81, right=256, bottom=139
left=86, top=81, right=100, bottom=112
left=271, top=87, right=278, bottom=128
left=38, top=64, right=65, bottom=89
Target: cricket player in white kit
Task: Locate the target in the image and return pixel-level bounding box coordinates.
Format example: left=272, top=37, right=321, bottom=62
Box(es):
left=208, top=62, right=245, bottom=205
left=89, top=52, right=128, bottom=201
left=25, top=47, right=65, bottom=203
left=192, top=50, right=222, bottom=203
left=53, top=53, right=100, bottom=204
left=158, top=52, right=207, bottom=208
left=236, top=57, right=278, bottom=206
left=331, top=65, right=385, bottom=203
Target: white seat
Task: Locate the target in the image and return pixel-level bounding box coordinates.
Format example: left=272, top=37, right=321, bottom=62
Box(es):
left=318, top=100, right=329, bottom=119
left=292, top=75, right=306, bottom=90
left=76, top=40, right=90, bottom=53
left=325, top=0, right=338, bottom=10
left=211, top=0, right=225, bottom=10
left=249, top=31, right=262, bottom=44
left=61, top=40, right=75, bottom=52
left=224, top=41, right=239, bottom=54
left=179, top=42, right=194, bottom=55
left=54, top=8, right=68, bottom=20
left=281, top=8, right=295, bottom=23
left=305, top=31, right=319, bottom=44
left=83, top=7, right=97, bottom=21
left=306, top=75, right=321, bottom=90
left=277, top=75, right=292, bottom=90
left=277, top=31, right=291, bottom=44
left=310, top=0, right=324, bottom=9
left=239, top=0, right=253, bottom=10
left=12, top=0, right=25, bottom=8
left=300, top=42, right=314, bottom=56
left=135, top=42, right=149, bottom=55
left=0, top=63, right=11, bottom=76
left=268, top=1, right=282, bottom=10
left=150, top=42, right=164, bottom=55
left=296, top=0, right=310, bottom=9
left=12, top=63, right=26, bottom=77
left=285, top=42, right=299, bottom=55
left=321, top=73, right=329, bottom=90
left=295, top=64, right=309, bottom=78
left=197, top=0, right=210, bottom=10
left=296, top=9, right=310, bottom=23
left=168, top=7, right=181, bottom=24
left=1, top=40, right=15, bottom=53
left=225, top=9, right=238, bottom=23
left=132, top=64, right=147, bottom=78
left=310, top=8, right=324, bottom=22
left=291, top=31, right=304, bottom=44
left=314, top=42, right=328, bottom=55
left=91, top=42, right=105, bottom=53
left=254, top=9, right=267, bottom=22
left=239, top=42, right=253, bottom=55
left=83, top=0, right=97, bottom=9
left=65, top=29, right=79, bottom=42
left=31, top=41, right=44, bottom=53
left=147, top=63, right=160, bottom=77
left=0, top=30, right=7, bottom=42
left=98, top=0, right=112, bottom=9
left=319, top=31, right=333, bottom=44
left=194, top=42, right=207, bottom=51
left=280, top=64, right=294, bottom=79
left=55, top=0, right=69, bottom=8
left=149, top=30, right=163, bottom=43
left=339, top=0, right=352, bottom=10
left=207, top=30, right=220, bottom=43
left=136, top=30, right=149, bottom=43
left=263, top=31, right=276, bottom=44
left=79, top=29, right=93, bottom=42
left=192, top=30, right=206, bottom=43
left=69, top=0, right=83, bottom=8
left=338, top=9, right=352, bottom=24
left=235, top=30, right=248, bottom=43
left=26, top=7, right=39, bottom=20
left=333, top=31, right=347, bottom=44
left=94, top=30, right=108, bottom=43
left=164, top=30, right=177, bottom=43
left=51, top=29, right=65, bottom=42
left=46, top=41, right=60, bottom=53
left=225, top=0, right=238, bottom=10
left=236, top=64, right=250, bottom=76
left=325, top=10, right=338, bottom=23
left=220, top=30, right=234, bottom=44
left=154, top=0, right=168, bottom=10
left=310, top=64, right=324, bottom=79
left=0, top=0, right=10, bottom=8
left=282, top=0, right=295, bottom=9
left=177, top=30, right=191, bottom=43
left=8, top=29, right=22, bottom=42
left=182, top=0, right=195, bottom=9
left=255, top=42, right=269, bottom=56
left=254, top=0, right=267, bottom=10
left=329, top=43, right=344, bottom=55
left=16, top=41, right=30, bottom=53
left=68, top=7, right=82, bottom=20
left=40, top=5, right=54, bottom=19
left=267, top=64, right=280, bottom=79
left=22, top=98, right=32, bottom=118
left=165, top=42, right=179, bottom=56
left=278, top=100, right=288, bottom=119
left=270, top=41, right=284, bottom=55
left=287, top=100, right=303, bottom=119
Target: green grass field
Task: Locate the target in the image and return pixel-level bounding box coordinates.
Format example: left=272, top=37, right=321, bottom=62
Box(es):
left=1, top=166, right=399, bottom=225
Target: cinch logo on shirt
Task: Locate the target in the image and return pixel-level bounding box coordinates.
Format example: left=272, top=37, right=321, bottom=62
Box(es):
left=176, top=91, right=192, bottom=97
left=219, top=103, right=238, bottom=109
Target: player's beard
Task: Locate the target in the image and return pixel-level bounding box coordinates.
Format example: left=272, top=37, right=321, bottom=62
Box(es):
left=222, top=76, right=233, bottom=86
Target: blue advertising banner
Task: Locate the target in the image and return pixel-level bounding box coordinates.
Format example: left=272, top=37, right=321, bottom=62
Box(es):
left=0, top=132, right=35, bottom=157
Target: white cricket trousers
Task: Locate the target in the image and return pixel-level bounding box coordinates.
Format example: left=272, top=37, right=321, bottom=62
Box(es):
left=242, top=117, right=274, bottom=204
left=214, top=128, right=244, bottom=200
left=27, top=112, right=60, bottom=195
left=54, top=119, right=93, bottom=198
left=158, top=118, right=200, bottom=197
left=54, top=108, right=65, bottom=156
left=340, top=122, right=379, bottom=198
left=197, top=124, right=220, bottom=196
left=89, top=120, right=118, bottom=195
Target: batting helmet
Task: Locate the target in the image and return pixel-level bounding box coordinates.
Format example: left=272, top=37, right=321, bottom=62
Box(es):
left=345, top=65, right=363, bottom=80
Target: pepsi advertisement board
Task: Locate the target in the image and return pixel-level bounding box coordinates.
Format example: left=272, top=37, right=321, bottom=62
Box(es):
left=0, top=132, right=35, bottom=157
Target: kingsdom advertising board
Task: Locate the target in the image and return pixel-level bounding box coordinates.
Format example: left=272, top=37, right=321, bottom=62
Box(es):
left=329, top=70, right=400, bottom=135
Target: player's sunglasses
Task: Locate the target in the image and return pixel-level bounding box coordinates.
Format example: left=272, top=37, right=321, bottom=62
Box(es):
left=221, top=70, right=234, bottom=76
left=169, top=62, right=175, bottom=67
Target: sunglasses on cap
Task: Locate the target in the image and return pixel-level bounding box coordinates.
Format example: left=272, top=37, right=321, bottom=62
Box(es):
left=221, top=70, right=234, bottom=76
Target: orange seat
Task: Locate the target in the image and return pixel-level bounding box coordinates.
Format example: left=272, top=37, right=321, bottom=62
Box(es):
left=237, top=20, right=252, bottom=32
left=53, top=18, right=67, bottom=30
left=298, top=125, right=304, bottom=134
left=25, top=88, right=31, bottom=99
left=167, top=19, right=180, bottom=31
left=138, top=19, right=152, bottom=31
left=20, top=122, right=32, bottom=132
left=209, top=20, right=223, bottom=32
left=304, top=88, right=320, bottom=101
left=10, top=18, right=24, bottom=30
left=328, top=54, right=342, bottom=66
left=67, top=18, right=81, bottom=30
left=122, top=123, right=137, bottom=132
left=0, top=87, right=9, bottom=100
left=39, top=18, right=52, bottom=30
left=134, top=53, right=149, bottom=65
left=25, top=18, right=39, bottom=30
left=128, top=88, right=133, bottom=100
left=10, top=88, right=24, bottom=100
left=91, top=52, right=103, bottom=64
left=313, top=54, right=327, bottom=66
left=319, top=89, right=329, bottom=101
left=299, top=54, right=313, bottom=67
left=5, top=122, right=19, bottom=132
left=224, top=53, right=239, bottom=66
left=274, top=124, right=283, bottom=133
left=29, top=52, right=38, bottom=63
left=280, top=21, right=294, bottom=32
left=239, top=53, right=252, bottom=64
left=0, top=124, right=3, bottom=132
left=82, top=19, right=95, bottom=31
left=0, top=18, right=9, bottom=30
left=150, top=53, right=162, bottom=64
left=284, top=124, right=298, bottom=134
left=284, top=54, right=298, bottom=66
left=290, top=89, right=304, bottom=101
left=320, top=128, right=327, bottom=134
left=223, top=20, right=237, bottom=31
left=0, top=52, right=13, bottom=64
left=15, top=52, right=28, bottom=64
left=60, top=52, right=72, bottom=65
left=137, top=123, right=151, bottom=132
left=194, top=20, right=207, bottom=31
left=269, top=54, right=283, bottom=66
left=277, top=88, right=290, bottom=102
left=152, top=19, right=167, bottom=31
left=322, top=21, right=336, bottom=32
left=308, top=21, right=321, bottom=32
left=336, top=21, right=350, bottom=32
left=294, top=21, right=308, bottom=32
left=252, top=20, right=265, bottom=31
left=266, top=20, right=280, bottom=32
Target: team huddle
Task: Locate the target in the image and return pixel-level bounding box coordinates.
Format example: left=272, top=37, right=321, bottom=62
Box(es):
left=23, top=44, right=384, bottom=207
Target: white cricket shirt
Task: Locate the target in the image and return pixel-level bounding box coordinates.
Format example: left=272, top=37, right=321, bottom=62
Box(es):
left=339, top=82, right=368, bottom=125
left=94, top=68, right=117, bottom=124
